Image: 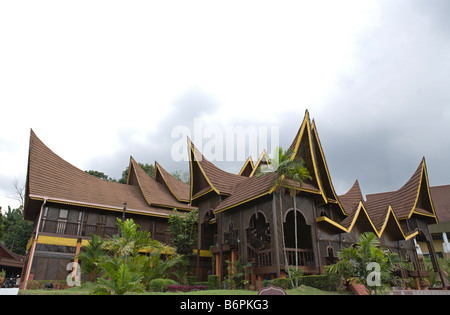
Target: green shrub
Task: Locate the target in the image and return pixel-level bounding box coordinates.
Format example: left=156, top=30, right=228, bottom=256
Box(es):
left=148, top=278, right=178, bottom=292
left=207, top=275, right=220, bottom=290
left=263, top=278, right=292, bottom=290
left=297, top=274, right=343, bottom=291
left=187, top=276, right=198, bottom=285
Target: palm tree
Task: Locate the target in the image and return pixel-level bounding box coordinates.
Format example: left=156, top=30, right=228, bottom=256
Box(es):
left=325, top=232, right=407, bottom=295
left=258, top=146, right=311, bottom=286
left=96, top=257, right=145, bottom=295
left=77, top=234, right=107, bottom=281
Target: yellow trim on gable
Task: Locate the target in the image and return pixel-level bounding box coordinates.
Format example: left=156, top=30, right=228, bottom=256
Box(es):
left=155, top=162, right=189, bottom=203
left=345, top=202, right=378, bottom=234
left=407, top=160, right=438, bottom=223
left=311, top=121, right=348, bottom=216
left=192, top=187, right=214, bottom=201
left=288, top=111, right=327, bottom=204
left=316, top=202, right=420, bottom=241
left=238, top=156, right=255, bottom=176
left=215, top=191, right=271, bottom=214
left=188, top=138, right=220, bottom=196
left=249, top=150, right=268, bottom=178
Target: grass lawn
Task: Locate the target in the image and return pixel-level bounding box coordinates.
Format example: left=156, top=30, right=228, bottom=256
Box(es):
left=18, top=282, right=348, bottom=295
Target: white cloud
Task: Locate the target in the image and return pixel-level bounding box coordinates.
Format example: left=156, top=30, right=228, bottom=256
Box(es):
left=0, top=0, right=449, bottom=208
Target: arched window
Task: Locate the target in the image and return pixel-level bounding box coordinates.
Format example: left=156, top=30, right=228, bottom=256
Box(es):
left=283, top=209, right=312, bottom=249
left=248, top=212, right=271, bottom=250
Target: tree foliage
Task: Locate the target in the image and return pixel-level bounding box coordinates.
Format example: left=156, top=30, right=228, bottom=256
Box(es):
left=257, top=146, right=311, bottom=287
left=77, top=234, right=106, bottom=281
left=84, top=218, right=182, bottom=295
left=168, top=209, right=198, bottom=259
left=85, top=162, right=189, bottom=184
left=325, top=232, right=406, bottom=295
left=0, top=205, right=33, bottom=255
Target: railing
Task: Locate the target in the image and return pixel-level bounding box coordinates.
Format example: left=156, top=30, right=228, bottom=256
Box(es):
left=248, top=246, right=272, bottom=268
left=285, top=248, right=314, bottom=266
left=82, top=224, right=119, bottom=238
left=224, top=230, right=239, bottom=248
left=40, top=219, right=118, bottom=238
left=39, top=219, right=172, bottom=244
left=41, top=220, right=80, bottom=236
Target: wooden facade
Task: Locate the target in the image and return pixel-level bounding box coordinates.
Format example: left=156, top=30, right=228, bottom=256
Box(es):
left=21, top=110, right=446, bottom=289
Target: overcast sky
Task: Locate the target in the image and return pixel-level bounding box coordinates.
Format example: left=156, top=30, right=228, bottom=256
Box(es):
left=1, top=0, right=449, bottom=211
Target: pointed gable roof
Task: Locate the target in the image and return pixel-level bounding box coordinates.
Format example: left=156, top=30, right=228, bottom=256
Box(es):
left=365, top=158, right=438, bottom=223
left=311, top=119, right=347, bottom=213
left=287, top=110, right=329, bottom=204
left=317, top=158, right=437, bottom=240
left=238, top=156, right=254, bottom=177
left=338, top=180, right=364, bottom=214
left=128, top=157, right=195, bottom=211
left=188, top=138, right=246, bottom=200
left=430, top=185, right=450, bottom=222
left=24, top=130, right=175, bottom=220
left=154, top=162, right=190, bottom=202
left=249, top=150, right=269, bottom=177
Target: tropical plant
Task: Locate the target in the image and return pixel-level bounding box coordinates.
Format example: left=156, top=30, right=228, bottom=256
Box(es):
left=77, top=234, right=107, bottom=281
left=91, top=218, right=177, bottom=294
left=103, top=218, right=161, bottom=259
left=168, top=208, right=198, bottom=284
left=225, top=256, right=252, bottom=289
left=134, top=248, right=183, bottom=289
left=257, top=146, right=311, bottom=287
left=325, top=232, right=407, bottom=295
left=94, top=257, right=145, bottom=295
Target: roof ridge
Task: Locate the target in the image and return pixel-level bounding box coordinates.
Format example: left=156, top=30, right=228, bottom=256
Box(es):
left=188, top=138, right=246, bottom=197
left=154, top=161, right=190, bottom=202
left=130, top=157, right=194, bottom=211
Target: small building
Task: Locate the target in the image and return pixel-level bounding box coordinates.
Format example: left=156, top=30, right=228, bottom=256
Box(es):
left=0, top=242, right=25, bottom=278
left=420, top=185, right=450, bottom=258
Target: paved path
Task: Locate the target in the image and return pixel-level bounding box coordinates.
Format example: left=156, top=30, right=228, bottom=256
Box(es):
left=0, top=288, right=19, bottom=295
left=390, top=289, right=450, bottom=295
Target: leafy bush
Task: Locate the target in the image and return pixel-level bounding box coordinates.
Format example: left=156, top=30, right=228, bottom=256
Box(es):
left=148, top=278, right=178, bottom=292
left=263, top=278, right=292, bottom=290
left=187, top=276, right=198, bottom=285
left=167, top=284, right=207, bottom=292
left=26, top=280, right=70, bottom=290
left=207, top=275, right=220, bottom=290
left=297, top=274, right=343, bottom=291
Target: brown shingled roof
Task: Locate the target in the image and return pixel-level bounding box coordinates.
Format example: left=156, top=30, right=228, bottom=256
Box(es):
left=430, top=185, right=450, bottom=222
left=318, top=158, right=437, bottom=240
left=188, top=138, right=246, bottom=197
left=365, top=158, right=437, bottom=222
left=154, top=161, right=190, bottom=202
left=128, top=157, right=195, bottom=211
left=214, top=172, right=277, bottom=213
left=24, top=130, right=191, bottom=221
left=338, top=180, right=364, bottom=214
left=238, top=156, right=254, bottom=177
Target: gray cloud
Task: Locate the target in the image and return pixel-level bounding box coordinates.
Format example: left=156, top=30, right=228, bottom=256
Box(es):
left=63, top=1, right=450, bottom=198
left=310, top=0, right=450, bottom=195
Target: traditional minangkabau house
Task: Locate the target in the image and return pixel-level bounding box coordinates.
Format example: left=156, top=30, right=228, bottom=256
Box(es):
left=21, top=110, right=446, bottom=290
left=21, top=130, right=195, bottom=288
left=190, top=110, right=446, bottom=288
